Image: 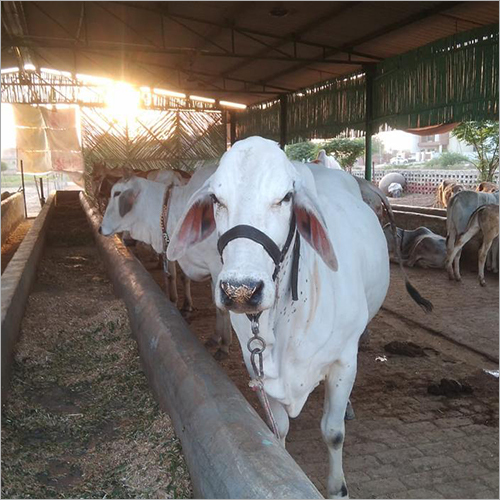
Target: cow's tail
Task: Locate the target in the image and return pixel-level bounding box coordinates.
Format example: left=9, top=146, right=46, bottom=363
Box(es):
left=373, top=186, right=434, bottom=313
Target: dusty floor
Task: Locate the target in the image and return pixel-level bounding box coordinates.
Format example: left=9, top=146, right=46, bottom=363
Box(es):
left=1, top=219, right=33, bottom=273
left=133, top=244, right=499, bottom=499
left=388, top=193, right=436, bottom=207
left=1, top=198, right=192, bottom=499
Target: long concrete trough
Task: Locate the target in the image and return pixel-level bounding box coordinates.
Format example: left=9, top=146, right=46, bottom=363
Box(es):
left=1, top=191, right=26, bottom=244
left=80, top=193, right=323, bottom=499
left=1, top=193, right=55, bottom=401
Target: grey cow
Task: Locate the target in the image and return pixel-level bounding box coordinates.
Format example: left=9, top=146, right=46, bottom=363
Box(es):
left=446, top=190, right=499, bottom=281
left=383, top=224, right=447, bottom=269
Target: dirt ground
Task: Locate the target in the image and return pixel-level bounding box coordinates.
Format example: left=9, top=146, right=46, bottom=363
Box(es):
left=133, top=244, right=498, bottom=499
left=1, top=219, right=33, bottom=273
left=1, top=198, right=192, bottom=499
left=388, top=193, right=436, bottom=207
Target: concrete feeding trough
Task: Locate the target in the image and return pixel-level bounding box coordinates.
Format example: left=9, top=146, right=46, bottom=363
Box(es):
left=1, top=191, right=26, bottom=244
left=80, top=192, right=323, bottom=499
left=1, top=193, right=55, bottom=400
left=3, top=189, right=323, bottom=497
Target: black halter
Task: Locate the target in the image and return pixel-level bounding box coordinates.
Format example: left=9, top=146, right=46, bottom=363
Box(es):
left=217, top=213, right=300, bottom=301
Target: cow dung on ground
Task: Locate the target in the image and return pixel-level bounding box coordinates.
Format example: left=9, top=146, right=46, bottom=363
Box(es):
left=427, top=378, right=474, bottom=397
left=384, top=340, right=428, bottom=357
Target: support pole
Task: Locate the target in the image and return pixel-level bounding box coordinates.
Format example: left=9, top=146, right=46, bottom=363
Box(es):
left=229, top=110, right=237, bottom=146
left=364, top=66, right=374, bottom=181
left=20, top=160, right=27, bottom=218
left=279, top=94, right=288, bottom=150
left=39, top=177, right=45, bottom=206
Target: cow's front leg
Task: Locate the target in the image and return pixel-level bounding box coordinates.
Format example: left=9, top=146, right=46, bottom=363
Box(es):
left=166, top=260, right=178, bottom=306
left=322, top=355, right=357, bottom=499
left=213, top=310, right=233, bottom=360
left=207, top=283, right=226, bottom=355
left=180, top=273, right=194, bottom=312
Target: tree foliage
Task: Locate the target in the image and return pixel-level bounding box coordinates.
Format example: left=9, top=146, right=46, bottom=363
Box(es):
left=285, top=138, right=366, bottom=171
left=426, top=151, right=469, bottom=168
left=451, top=121, right=499, bottom=182
left=1, top=161, right=8, bottom=172
left=284, top=141, right=318, bottom=162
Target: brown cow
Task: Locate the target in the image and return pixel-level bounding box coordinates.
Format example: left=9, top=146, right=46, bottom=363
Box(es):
left=435, top=179, right=465, bottom=208
left=477, top=181, right=498, bottom=193
left=446, top=204, right=499, bottom=286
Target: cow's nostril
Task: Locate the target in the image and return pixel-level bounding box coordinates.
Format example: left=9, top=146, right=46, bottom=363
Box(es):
left=247, top=280, right=264, bottom=305
left=220, top=279, right=264, bottom=306
left=98, top=226, right=102, bottom=234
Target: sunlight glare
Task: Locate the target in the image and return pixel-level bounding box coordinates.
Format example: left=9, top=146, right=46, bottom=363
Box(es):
left=105, top=82, right=140, bottom=123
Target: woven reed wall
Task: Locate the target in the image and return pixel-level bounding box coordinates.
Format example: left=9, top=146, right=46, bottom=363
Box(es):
left=234, top=98, right=281, bottom=142
left=235, top=24, right=499, bottom=142
left=373, top=24, right=499, bottom=130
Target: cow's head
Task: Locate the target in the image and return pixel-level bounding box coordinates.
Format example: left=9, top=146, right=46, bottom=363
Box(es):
left=99, top=177, right=140, bottom=236
left=167, top=136, right=337, bottom=314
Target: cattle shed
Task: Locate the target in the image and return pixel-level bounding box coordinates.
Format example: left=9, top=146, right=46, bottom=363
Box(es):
left=1, top=2, right=499, bottom=500
left=1, top=1, right=499, bottom=179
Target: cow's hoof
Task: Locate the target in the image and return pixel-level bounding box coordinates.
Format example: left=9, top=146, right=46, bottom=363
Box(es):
left=480, top=279, right=486, bottom=287
left=345, top=402, right=355, bottom=421
left=181, top=305, right=194, bottom=313
left=205, top=338, right=220, bottom=348
left=214, top=349, right=229, bottom=361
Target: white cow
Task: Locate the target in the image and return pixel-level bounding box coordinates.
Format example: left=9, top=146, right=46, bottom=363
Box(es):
left=167, top=136, right=431, bottom=498
left=305, top=155, right=387, bottom=222
left=446, top=190, right=499, bottom=280
left=100, top=165, right=233, bottom=359
left=312, top=149, right=342, bottom=170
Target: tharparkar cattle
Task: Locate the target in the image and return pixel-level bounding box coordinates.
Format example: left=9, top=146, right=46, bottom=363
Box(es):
left=167, top=136, right=432, bottom=498
left=99, top=163, right=233, bottom=360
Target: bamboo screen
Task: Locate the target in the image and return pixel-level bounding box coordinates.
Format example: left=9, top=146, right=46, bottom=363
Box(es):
left=235, top=24, right=499, bottom=142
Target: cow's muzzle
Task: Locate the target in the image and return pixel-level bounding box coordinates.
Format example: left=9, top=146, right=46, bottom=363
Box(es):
left=219, top=279, right=265, bottom=313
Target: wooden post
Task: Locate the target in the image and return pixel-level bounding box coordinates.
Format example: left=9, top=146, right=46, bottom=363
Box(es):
left=364, top=66, right=374, bottom=181
left=279, top=94, right=287, bottom=150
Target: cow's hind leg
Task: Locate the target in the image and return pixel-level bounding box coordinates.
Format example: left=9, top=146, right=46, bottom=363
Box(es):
left=322, top=354, right=357, bottom=499
left=478, top=238, right=494, bottom=286
left=447, top=224, right=478, bottom=282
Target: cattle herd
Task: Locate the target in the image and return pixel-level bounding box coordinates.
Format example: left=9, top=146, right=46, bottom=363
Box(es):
left=92, top=137, right=498, bottom=499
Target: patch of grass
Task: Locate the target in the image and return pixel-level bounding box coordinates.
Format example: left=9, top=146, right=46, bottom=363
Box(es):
left=2, top=239, right=192, bottom=499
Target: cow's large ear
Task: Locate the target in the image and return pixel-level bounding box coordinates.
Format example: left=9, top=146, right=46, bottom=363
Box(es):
left=119, top=188, right=137, bottom=217
left=167, top=183, right=215, bottom=261
left=293, top=186, right=338, bottom=272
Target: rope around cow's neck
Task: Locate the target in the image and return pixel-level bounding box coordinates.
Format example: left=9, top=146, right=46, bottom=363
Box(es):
left=247, top=313, right=281, bottom=441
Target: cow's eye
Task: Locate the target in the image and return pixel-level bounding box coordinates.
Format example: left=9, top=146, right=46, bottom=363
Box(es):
left=114, top=191, right=121, bottom=197
left=279, top=192, right=293, bottom=204
left=210, top=194, right=220, bottom=205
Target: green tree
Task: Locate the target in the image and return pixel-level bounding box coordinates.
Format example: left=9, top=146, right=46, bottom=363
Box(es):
left=451, top=121, right=499, bottom=181
left=285, top=141, right=318, bottom=162
left=322, top=138, right=365, bottom=172
left=427, top=151, right=469, bottom=168
left=1, top=161, right=8, bottom=172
